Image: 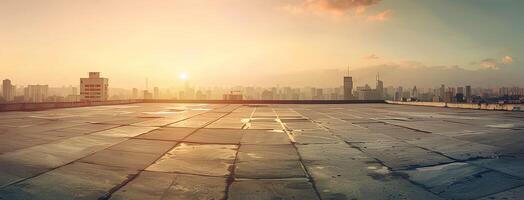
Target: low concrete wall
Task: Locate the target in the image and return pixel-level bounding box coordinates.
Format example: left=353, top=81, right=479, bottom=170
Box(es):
left=386, top=100, right=523, bottom=112
left=0, top=100, right=144, bottom=112
left=142, top=99, right=386, bottom=104
left=0, top=99, right=386, bottom=112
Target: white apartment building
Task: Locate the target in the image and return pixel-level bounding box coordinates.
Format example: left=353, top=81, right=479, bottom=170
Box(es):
left=80, top=72, right=109, bottom=101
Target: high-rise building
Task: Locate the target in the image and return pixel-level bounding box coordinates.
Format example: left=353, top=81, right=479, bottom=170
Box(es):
left=439, top=84, right=446, bottom=101
left=411, top=86, right=419, bottom=99
left=343, top=76, right=353, bottom=100
left=24, top=85, right=48, bottom=102
left=80, top=72, right=109, bottom=102
left=2, top=79, right=15, bottom=102
left=376, top=74, right=384, bottom=99
left=132, top=88, right=138, bottom=99
left=153, top=87, right=160, bottom=99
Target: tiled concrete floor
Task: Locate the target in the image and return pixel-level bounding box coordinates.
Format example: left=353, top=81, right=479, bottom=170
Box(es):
left=0, top=103, right=523, bottom=200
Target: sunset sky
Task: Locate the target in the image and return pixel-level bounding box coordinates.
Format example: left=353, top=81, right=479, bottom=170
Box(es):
left=1, top=0, right=523, bottom=88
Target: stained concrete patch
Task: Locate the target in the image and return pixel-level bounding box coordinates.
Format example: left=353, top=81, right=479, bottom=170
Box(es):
left=406, top=135, right=500, bottom=160
left=0, top=162, right=137, bottom=200
left=469, top=155, right=524, bottom=179
left=400, top=162, right=524, bottom=199
left=478, top=185, right=524, bottom=200
left=228, top=179, right=319, bottom=200
left=238, top=144, right=299, bottom=161
left=290, top=129, right=340, bottom=144
left=306, top=161, right=443, bottom=200
left=146, top=143, right=237, bottom=177
left=353, top=140, right=454, bottom=170
left=136, top=127, right=195, bottom=141
left=162, top=174, right=227, bottom=200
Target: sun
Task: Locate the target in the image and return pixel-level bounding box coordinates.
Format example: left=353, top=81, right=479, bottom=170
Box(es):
left=179, top=72, right=188, bottom=80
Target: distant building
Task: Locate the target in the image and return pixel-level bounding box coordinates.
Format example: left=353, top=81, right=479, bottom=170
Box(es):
left=343, top=76, right=353, bottom=100
left=80, top=72, right=109, bottom=102
left=132, top=88, right=138, bottom=99
left=356, top=74, right=384, bottom=100
left=143, top=90, right=152, bottom=99
left=465, top=85, right=472, bottom=103
left=24, top=85, right=48, bottom=102
left=153, top=87, right=160, bottom=99
left=411, top=86, right=419, bottom=99
left=223, top=91, right=243, bottom=100
left=261, top=90, right=274, bottom=100
left=2, top=79, right=15, bottom=102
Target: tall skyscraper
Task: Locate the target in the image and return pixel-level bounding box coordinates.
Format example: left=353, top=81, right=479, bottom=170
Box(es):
left=2, top=79, right=15, bottom=102
left=412, top=86, right=419, bottom=99
left=376, top=73, right=384, bottom=99
left=465, top=85, right=472, bottom=103
left=80, top=72, right=109, bottom=102
left=343, top=77, right=353, bottom=100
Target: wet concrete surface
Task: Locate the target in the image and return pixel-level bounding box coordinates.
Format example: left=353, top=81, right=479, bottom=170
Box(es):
left=0, top=103, right=524, bottom=199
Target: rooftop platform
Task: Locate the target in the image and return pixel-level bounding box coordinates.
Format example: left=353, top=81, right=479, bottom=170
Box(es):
left=0, top=103, right=523, bottom=200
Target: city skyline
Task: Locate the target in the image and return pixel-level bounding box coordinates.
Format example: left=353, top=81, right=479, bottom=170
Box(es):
left=1, top=0, right=523, bottom=88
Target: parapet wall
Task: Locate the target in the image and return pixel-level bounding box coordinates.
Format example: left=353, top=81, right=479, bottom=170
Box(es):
left=142, top=99, right=386, bottom=104
left=0, top=100, right=143, bottom=112
left=0, top=99, right=385, bottom=112
left=386, top=100, right=523, bottom=112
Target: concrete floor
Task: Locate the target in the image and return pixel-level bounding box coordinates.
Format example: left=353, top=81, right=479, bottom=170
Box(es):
left=0, top=103, right=523, bottom=200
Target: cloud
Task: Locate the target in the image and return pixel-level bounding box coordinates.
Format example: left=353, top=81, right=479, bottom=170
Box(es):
left=265, top=62, right=524, bottom=88
left=476, top=56, right=515, bottom=70
left=502, top=55, right=514, bottom=64
left=282, top=0, right=387, bottom=18
left=480, top=58, right=499, bottom=70
left=365, top=54, right=380, bottom=59
left=367, top=10, right=393, bottom=21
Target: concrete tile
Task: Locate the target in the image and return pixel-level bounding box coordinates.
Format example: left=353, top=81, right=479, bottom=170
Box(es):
left=469, top=155, right=524, bottom=179
left=228, top=179, right=319, bottom=200
left=184, top=128, right=244, bottom=144
left=80, top=149, right=160, bottom=170
left=407, top=135, right=500, bottom=160
left=290, top=129, right=341, bottom=144
left=400, top=162, right=524, bottom=199
left=238, top=144, right=299, bottom=161
left=110, top=171, right=175, bottom=200
left=478, top=185, right=524, bottom=200
left=136, top=127, right=195, bottom=141
left=240, top=130, right=291, bottom=144
left=0, top=162, right=137, bottom=200
left=146, top=143, right=237, bottom=177
left=235, top=160, right=306, bottom=179
left=162, top=174, right=227, bottom=200
left=354, top=141, right=454, bottom=170
left=91, top=126, right=158, bottom=138
left=305, top=161, right=443, bottom=200
left=108, top=139, right=176, bottom=154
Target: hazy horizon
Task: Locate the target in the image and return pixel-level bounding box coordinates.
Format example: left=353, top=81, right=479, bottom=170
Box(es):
left=1, top=0, right=523, bottom=88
